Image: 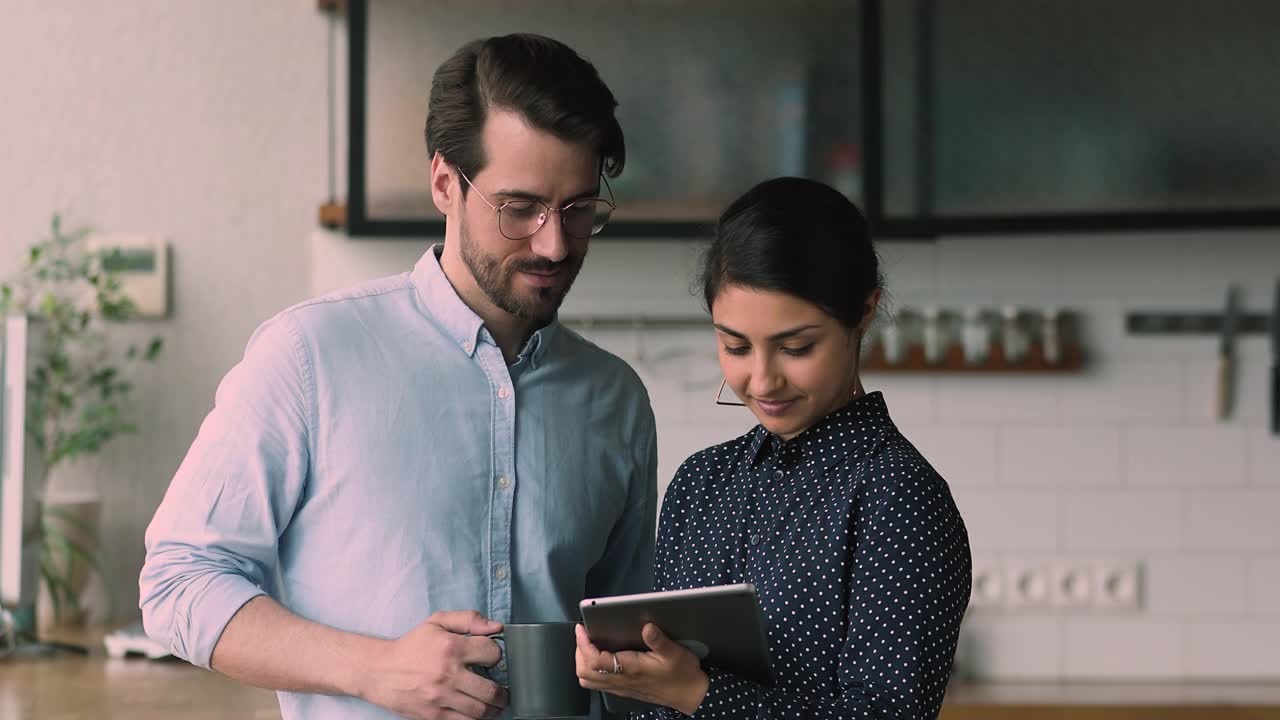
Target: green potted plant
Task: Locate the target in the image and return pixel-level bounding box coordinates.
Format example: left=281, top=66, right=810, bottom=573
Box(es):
left=1, top=213, right=163, bottom=625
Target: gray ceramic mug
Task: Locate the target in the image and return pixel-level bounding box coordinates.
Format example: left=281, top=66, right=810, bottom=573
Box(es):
left=488, top=622, right=591, bottom=719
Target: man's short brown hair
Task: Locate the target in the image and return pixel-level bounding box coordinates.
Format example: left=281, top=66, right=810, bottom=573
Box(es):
left=425, top=34, right=625, bottom=189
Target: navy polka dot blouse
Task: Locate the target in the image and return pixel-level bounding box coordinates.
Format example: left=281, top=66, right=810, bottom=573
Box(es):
left=642, top=392, right=971, bottom=719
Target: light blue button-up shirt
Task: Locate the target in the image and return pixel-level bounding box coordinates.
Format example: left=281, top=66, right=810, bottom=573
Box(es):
left=141, top=245, right=657, bottom=719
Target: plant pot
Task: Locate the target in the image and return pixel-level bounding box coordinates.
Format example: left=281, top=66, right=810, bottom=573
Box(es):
left=35, top=492, right=101, bottom=628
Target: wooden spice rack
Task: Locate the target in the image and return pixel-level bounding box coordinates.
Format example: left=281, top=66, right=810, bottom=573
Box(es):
left=863, top=341, right=1085, bottom=373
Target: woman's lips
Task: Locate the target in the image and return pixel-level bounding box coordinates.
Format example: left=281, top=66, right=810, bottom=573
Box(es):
left=753, top=398, right=797, bottom=416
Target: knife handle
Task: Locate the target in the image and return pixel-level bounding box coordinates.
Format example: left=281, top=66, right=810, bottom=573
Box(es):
left=1217, top=354, right=1233, bottom=420
left=1271, top=365, right=1280, bottom=434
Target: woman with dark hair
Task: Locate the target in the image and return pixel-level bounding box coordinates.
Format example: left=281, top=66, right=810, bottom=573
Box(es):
left=576, top=177, right=972, bottom=719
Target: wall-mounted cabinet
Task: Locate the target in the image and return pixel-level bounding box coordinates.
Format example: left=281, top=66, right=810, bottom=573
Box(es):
left=346, top=0, right=865, bottom=238
left=872, top=0, right=1280, bottom=236
left=337, top=0, right=1280, bottom=239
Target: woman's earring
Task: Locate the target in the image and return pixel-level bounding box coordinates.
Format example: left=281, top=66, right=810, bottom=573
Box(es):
left=714, top=378, right=746, bottom=406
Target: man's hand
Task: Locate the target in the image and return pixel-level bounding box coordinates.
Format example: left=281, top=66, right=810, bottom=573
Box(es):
left=358, top=610, right=509, bottom=720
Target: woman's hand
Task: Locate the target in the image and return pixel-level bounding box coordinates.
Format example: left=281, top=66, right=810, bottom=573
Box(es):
left=575, top=623, right=710, bottom=717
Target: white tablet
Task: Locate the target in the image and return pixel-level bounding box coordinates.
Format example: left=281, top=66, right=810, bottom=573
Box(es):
left=579, top=583, right=774, bottom=714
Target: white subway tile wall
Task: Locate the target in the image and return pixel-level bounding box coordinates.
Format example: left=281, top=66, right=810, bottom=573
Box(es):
left=1125, top=426, right=1248, bottom=487
left=955, top=491, right=1060, bottom=554
left=1057, top=361, right=1185, bottom=422
left=1185, top=490, right=1280, bottom=551
left=1248, top=428, right=1280, bottom=486
left=1248, top=557, right=1280, bottom=617
left=954, top=615, right=1061, bottom=680
left=1060, top=491, right=1184, bottom=551
left=1142, top=554, right=1249, bottom=617
left=903, top=425, right=999, bottom=487
left=1185, top=623, right=1280, bottom=677
left=998, top=425, right=1122, bottom=487
left=1062, top=618, right=1185, bottom=679
left=935, top=377, right=1062, bottom=423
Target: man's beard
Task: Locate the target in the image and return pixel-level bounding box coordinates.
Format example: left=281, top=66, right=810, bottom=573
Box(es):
left=458, top=216, right=584, bottom=325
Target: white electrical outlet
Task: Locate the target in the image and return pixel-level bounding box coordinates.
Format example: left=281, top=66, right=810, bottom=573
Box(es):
left=1050, top=564, right=1094, bottom=608
left=1093, top=561, right=1142, bottom=611
left=970, top=561, right=1005, bottom=609
left=973, top=559, right=1143, bottom=613
left=1004, top=564, right=1051, bottom=609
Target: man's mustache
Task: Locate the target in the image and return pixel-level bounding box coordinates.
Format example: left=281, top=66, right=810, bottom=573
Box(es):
left=509, top=258, right=570, bottom=274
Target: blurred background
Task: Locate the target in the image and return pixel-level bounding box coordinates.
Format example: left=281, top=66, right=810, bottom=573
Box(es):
left=1, top=1, right=1278, bottom=711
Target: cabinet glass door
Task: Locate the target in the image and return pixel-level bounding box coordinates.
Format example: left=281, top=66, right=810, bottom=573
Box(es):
left=360, top=0, right=863, bottom=236
left=881, top=0, right=1280, bottom=221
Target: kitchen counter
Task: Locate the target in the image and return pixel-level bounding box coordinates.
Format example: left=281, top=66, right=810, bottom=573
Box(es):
left=1, top=625, right=278, bottom=720
left=941, top=680, right=1280, bottom=720
left=4, top=627, right=1279, bottom=719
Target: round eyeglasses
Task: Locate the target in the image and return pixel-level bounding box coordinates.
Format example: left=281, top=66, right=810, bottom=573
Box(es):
left=458, top=168, right=616, bottom=241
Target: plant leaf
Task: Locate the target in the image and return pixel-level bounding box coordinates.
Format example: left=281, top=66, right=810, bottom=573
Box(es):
left=42, top=528, right=117, bottom=621
left=43, top=507, right=98, bottom=539
left=42, top=532, right=107, bottom=581
left=39, top=554, right=74, bottom=620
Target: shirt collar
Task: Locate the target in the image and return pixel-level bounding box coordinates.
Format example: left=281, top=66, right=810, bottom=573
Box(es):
left=412, top=244, right=485, bottom=357
left=747, top=425, right=772, bottom=464
left=411, top=243, right=561, bottom=367
left=748, top=391, right=892, bottom=467
left=515, top=321, right=559, bottom=371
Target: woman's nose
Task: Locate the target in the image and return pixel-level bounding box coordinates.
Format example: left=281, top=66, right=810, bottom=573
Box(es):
left=748, top=358, right=784, bottom=397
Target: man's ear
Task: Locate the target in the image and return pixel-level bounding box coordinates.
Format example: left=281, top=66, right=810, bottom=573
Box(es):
left=429, top=151, right=456, bottom=217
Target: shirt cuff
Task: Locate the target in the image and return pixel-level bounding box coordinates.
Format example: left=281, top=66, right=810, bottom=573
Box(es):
left=175, top=574, right=267, bottom=669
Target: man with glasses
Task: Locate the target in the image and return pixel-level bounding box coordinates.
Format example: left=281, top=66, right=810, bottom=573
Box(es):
left=141, top=34, right=656, bottom=720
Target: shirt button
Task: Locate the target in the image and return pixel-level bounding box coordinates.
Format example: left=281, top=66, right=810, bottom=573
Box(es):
left=498, top=475, right=510, bottom=489
left=494, top=565, right=508, bottom=581
left=749, top=534, right=761, bottom=546
left=462, top=340, right=474, bottom=353
left=773, top=469, right=784, bottom=480
left=497, top=660, right=508, bottom=672
left=497, top=387, right=510, bottom=399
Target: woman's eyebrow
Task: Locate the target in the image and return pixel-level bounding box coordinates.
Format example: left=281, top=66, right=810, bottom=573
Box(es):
left=714, top=323, right=820, bottom=341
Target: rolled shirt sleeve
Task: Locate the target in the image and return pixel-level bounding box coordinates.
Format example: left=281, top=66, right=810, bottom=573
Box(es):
left=140, top=313, right=313, bottom=668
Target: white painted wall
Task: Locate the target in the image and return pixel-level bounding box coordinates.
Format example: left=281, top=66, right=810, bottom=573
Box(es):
left=2, top=1, right=328, bottom=626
